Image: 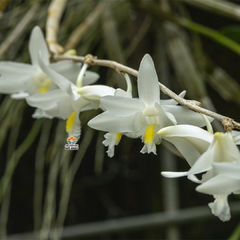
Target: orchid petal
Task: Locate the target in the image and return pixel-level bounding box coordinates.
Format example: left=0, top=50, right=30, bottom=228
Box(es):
left=77, top=85, right=115, bottom=109
left=29, top=26, right=49, bottom=66
left=32, top=108, right=54, bottom=119
left=71, top=96, right=91, bottom=114
left=163, top=105, right=213, bottom=127
left=50, top=60, right=100, bottom=85
left=114, top=88, right=132, bottom=98
left=232, top=130, right=240, bottom=145
left=56, top=97, right=76, bottom=119
left=196, top=175, right=240, bottom=195
left=188, top=148, right=213, bottom=175
left=188, top=174, right=201, bottom=183
left=165, top=112, right=177, bottom=125
left=88, top=112, right=136, bottom=133
left=140, top=142, right=157, bottom=154
left=27, top=89, right=73, bottom=119
left=212, top=161, right=240, bottom=179
left=0, top=61, right=35, bottom=75
left=138, top=54, right=160, bottom=105
left=169, top=138, right=204, bottom=166
left=158, top=125, right=212, bottom=166
left=158, top=125, right=213, bottom=144
left=83, top=70, right=100, bottom=85
left=100, top=96, right=144, bottom=116
left=11, top=92, right=30, bottom=99
left=161, top=90, right=186, bottom=106
left=0, top=62, right=35, bottom=93
left=153, top=103, right=170, bottom=128
left=38, top=54, right=79, bottom=100
left=103, top=132, right=122, bottom=158
left=201, top=169, right=214, bottom=183
left=208, top=195, right=231, bottom=222
left=161, top=171, right=188, bottom=178
left=27, top=89, right=69, bottom=110
left=214, top=132, right=240, bottom=161
left=125, top=132, right=139, bottom=139
left=81, top=103, right=95, bottom=112
left=189, top=132, right=240, bottom=176
left=49, top=60, right=81, bottom=82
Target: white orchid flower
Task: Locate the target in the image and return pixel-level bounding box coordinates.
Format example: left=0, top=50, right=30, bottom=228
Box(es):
left=101, top=73, right=135, bottom=158
left=194, top=132, right=240, bottom=222
left=27, top=53, right=115, bottom=140
left=159, top=126, right=240, bottom=180
left=158, top=126, right=240, bottom=221
left=196, top=160, right=240, bottom=222
left=187, top=132, right=240, bottom=176
left=158, top=125, right=213, bottom=180
left=0, top=26, right=99, bottom=99
left=88, top=54, right=209, bottom=154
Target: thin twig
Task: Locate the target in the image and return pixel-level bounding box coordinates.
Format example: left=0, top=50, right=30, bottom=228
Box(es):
left=46, top=0, right=68, bottom=54
left=64, top=0, right=107, bottom=51
left=0, top=2, right=39, bottom=59
left=53, top=54, right=138, bottom=76
left=53, top=54, right=240, bottom=130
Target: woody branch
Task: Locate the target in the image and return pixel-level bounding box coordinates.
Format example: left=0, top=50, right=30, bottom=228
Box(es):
left=53, top=54, right=240, bottom=131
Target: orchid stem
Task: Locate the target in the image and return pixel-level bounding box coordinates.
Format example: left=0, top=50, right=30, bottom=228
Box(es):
left=201, top=114, right=213, bottom=134
left=76, top=63, right=88, bottom=88
left=124, top=73, right=132, bottom=93
left=46, top=0, right=67, bottom=54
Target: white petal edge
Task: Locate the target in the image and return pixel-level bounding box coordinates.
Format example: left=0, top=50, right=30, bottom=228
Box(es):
left=161, top=171, right=188, bottom=178
left=88, top=112, right=136, bottom=133
left=138, top=54, right=160, bottom=105
left=37, top=53, right=79, bottom=100
left=99, top=95, right=144, bottom=116
left=29, top=26, right=49, bottom=66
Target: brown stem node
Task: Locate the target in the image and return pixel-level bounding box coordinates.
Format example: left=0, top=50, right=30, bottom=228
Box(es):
left=84, top=54, right=97, bottom=65
left=222, top=117, right=234, bottom=132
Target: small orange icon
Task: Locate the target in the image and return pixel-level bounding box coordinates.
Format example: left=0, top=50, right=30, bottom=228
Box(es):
left=68, top=136, right=76, bottom=141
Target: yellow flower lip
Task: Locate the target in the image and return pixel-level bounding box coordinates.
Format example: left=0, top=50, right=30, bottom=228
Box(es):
left=115, top=133, right=122, bottom=145
left=66, top=111, right=76, bottom=132
left=144, top=124, right=155, bottom=144
left=38, top=78, right=51, bottom=93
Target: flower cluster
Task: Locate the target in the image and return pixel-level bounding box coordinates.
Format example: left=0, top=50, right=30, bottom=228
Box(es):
left=158, top=126, right=240, bottom=221
left=0, top=26, right=239, bottom=222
